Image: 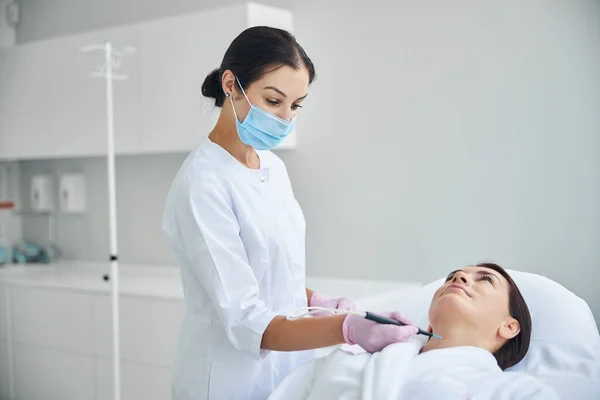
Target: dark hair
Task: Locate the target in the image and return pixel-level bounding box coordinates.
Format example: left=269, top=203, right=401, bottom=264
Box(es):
left=477, top=263, right=532, bottom=370
left=201, top=26, right=316, bottom=107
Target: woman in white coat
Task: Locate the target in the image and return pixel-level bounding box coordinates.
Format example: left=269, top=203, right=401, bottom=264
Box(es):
left=162, top=26, right=418, bottom=400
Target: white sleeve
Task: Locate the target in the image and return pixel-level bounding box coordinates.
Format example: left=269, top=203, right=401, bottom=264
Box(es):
left=175, top=171, right=277, bottom=360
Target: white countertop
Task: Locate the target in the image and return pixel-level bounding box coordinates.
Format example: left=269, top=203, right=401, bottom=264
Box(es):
left=0, top=261, right=185, bottom=299
left=0, top=260, right=422, bottom=304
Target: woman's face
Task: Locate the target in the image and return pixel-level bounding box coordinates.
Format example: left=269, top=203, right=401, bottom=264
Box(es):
left=227, top=65, right=310, bottom=123
left=428, top=266, right=520, bottom=348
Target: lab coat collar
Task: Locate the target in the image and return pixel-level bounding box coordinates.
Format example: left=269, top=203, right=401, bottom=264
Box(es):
left=205, top=137, right=272, bottom=172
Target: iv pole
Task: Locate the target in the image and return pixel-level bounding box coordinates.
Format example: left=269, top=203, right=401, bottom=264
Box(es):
left=81, top=41, right=135, bottom=400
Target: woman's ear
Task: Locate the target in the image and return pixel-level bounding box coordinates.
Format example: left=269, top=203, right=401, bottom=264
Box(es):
left=221, top=69, right=237, bottom=97
left=498, top=317, right=520, bottom=340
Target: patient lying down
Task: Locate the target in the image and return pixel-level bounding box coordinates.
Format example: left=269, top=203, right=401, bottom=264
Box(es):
left=269, top=263, right=560, bottom=400
left=422, top=262, right=531, bottom=370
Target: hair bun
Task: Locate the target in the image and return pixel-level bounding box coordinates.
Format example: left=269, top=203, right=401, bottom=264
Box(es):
left=201, top=68, right=225, bottom=106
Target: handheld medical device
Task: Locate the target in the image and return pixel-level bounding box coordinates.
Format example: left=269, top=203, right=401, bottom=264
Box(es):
left=363, top=311, right=441, bottom=339
left=286, top=307, right=442, bottom=340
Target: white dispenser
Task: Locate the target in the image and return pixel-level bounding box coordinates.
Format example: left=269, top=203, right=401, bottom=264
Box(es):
left=30, top=175, right=55, bottom=212
left=59, top=173, right=86, bottom=213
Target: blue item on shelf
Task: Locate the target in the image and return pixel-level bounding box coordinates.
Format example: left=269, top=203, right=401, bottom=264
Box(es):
left=12, top=241, right=50, bottom=264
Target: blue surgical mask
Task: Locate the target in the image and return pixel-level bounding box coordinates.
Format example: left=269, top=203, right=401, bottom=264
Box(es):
left=229, top=76, right=296, bottom=151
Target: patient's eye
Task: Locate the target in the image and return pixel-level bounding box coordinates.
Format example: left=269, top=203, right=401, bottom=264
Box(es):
left=481, top=274, right=495, bottom=286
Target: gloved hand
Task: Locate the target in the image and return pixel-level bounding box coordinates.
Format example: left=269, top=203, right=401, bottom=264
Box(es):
left=309, top=292, right=356, bottom=316
left=342, top=311, right=418, bottom=353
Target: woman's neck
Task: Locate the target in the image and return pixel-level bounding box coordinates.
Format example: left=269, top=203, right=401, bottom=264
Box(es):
left=421, top=324, right=488, bottom=353
left=209, top=112, right=259, bottom=169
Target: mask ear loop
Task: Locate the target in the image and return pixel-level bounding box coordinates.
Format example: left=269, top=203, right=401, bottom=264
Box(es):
left=227, top=75, right=252, bottom=123
left=225, top=92, right=240, bottom=122
left=234, top=75, right=252, bottom=106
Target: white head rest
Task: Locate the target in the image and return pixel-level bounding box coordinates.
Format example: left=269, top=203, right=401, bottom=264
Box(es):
left=399, top=269, right=600, bottom=380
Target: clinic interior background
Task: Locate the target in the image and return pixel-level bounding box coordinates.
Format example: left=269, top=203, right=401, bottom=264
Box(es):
left=5, top=0, right=600, bottom=326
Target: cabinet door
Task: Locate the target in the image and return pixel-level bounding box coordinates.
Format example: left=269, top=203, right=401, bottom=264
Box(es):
left=11, top=286, right=94, bottom=353
left=0, top=27, right=142, bottom=160
left=93, top=294, right=184, bottom=367
left=0, top=50, right=14, bottom=160
left=0, top=45, right=51, bottom=159
left=0, top=338, right=10, bottom=400
left=0, top=283, right=11, bottom=400
left=137, top=12, right=230, bottom=154
left=0, top=283, right=7, bottom=342
left=10, top=287, right=96, bottom=399
left=96, top=358, right=171, bottom=400
left=13, top=343, right=95, bottom=400
left=46, top=27, right=142, bottom=158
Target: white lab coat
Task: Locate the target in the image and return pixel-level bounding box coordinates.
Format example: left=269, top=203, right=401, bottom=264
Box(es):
left=162, top=138, right=314, bottom=400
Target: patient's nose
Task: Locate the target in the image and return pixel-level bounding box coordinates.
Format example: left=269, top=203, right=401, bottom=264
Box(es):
left=452, top=274, right=469, bottom=284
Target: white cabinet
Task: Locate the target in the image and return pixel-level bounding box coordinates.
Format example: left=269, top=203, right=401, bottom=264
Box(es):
left=40, top=34, right=107, bottom=158
left=0, top=27, right=142, bottom=160
left=93, top=294, right=184, bottom=366
left=0, top=45, right=52, bottom=160
left=0, top=3, right=296, bottom=161
left=136, top=11, right=221, bottom=154
left=96, top=358, right=171, bottom=400
left=11, top=286, right=94, bottom=353
left=44, top=27, right=142, bottom=158
left=0, top=339, right=10, bottom=400
left=0, top=283, right=7, bottom=341
left=10, top=287, right=96, bottom=399
left=2, top=283, right=184, bottom=399
left=0, top=283, right=11, bottom=400
left=120, top=297, right=184, bottom=366
left=13, top=343, right=95, bottom=400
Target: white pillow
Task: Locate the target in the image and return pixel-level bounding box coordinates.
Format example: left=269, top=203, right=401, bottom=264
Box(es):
left=398, top=269, right=600, bottom=381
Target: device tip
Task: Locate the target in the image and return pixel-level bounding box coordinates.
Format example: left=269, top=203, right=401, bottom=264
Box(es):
left=432, top=334, right=442, bottom=340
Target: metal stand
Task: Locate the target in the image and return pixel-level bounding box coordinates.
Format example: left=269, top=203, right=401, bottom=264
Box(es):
left=81, top=42, right=135, bottom=400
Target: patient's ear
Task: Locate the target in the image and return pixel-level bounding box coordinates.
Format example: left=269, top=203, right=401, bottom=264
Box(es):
left=498, top=317, right=520, bottom=340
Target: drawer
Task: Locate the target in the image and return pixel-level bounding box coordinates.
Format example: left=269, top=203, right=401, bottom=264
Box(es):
left=12, top=286, right=94, bottom=354
left=94, top=294, right=184, bottom=367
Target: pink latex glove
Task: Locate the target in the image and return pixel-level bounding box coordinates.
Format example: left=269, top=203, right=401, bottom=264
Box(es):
left=342, top=311, right=418, bottom=353
left=309, top=292, right=356, bottom=316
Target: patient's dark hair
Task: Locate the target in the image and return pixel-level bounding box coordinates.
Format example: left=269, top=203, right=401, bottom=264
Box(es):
left=477, top=262, right=532, bottom=370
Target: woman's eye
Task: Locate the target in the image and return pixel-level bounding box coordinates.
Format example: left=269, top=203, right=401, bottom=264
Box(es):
left=266, top=99, right=279, bottom=106
left=291, top=104, right=303, bottom=110
left=481, top=275, right=494, bottom=285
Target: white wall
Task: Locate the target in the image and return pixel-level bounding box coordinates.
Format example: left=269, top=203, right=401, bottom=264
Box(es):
left=19, top=155, right=186, bottom=263
left=16, top=0, right=600, bottom=324
left=0, top=0, right=16, bottom=47
left=289, top=0, right=600, bottom=318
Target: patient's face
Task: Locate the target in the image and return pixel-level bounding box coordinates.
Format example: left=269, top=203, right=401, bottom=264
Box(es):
left=428, top=266, right=519, bottom=348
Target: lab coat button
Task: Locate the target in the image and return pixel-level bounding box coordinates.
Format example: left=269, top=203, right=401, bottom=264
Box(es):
left=260, top=176, right=266, bottom=183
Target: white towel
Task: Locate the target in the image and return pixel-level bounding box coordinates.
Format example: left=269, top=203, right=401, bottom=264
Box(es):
left=363, top=343, right=560, bottom=400
left=269, top=342, right=562, bottom=400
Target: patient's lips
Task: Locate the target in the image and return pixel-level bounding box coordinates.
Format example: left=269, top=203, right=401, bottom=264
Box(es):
left=445, top=283, right=471, bottom=297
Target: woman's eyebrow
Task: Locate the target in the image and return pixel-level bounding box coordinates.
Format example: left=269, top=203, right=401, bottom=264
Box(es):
left=264, top=86, right=287, bottom=97
left=264, top=86, right=308, bottom=101
left=477, top=270, right=503, bottom=284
